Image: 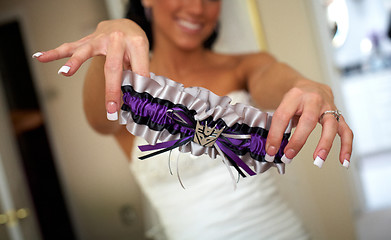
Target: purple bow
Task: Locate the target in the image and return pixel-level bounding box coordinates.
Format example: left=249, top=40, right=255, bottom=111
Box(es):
left=138, top=108, right=256, bottom=177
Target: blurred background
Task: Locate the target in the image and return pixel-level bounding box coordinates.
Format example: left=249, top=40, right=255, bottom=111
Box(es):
left=0, top=0, right=390, bottom=239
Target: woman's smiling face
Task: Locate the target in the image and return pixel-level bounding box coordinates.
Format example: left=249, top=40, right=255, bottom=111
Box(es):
left=143, top=0, right=221, bottom=50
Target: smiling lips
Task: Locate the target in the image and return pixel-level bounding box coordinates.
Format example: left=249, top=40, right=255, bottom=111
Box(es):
left=177, top=19, right=202, bottom=32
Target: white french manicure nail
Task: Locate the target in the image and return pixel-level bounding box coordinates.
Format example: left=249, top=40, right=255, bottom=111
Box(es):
left=343, top=160, right=350, bottom=169
left=281, top=154, right=293, bottom=164
left=107, top=111, right=118, bottom=121
left=32, top=52, right=43, bottom=58
left=265, top=154, right=275, bottom=162
left=58, top=66, right=70, bottom=74
left=314, top=156, right=325, bottom=168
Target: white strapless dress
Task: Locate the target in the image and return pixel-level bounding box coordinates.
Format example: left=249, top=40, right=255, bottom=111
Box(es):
left=130, top=91, right=309, bottom=240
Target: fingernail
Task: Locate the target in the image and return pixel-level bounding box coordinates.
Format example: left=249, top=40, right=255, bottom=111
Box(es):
left=281, top=154, right=293, bottom=164
left=343, top=160, right=350, bottom=169
left=107, top=101, right=118, bottom=112
left=282, top=149, right=295, bottom=164
left=58, top=65, right=70, bottom=74
left=265, top=153, right=275, bottom=162
left=107, top=112, right=118, bottom=121
left=317, top=149, right=328, bottom=160
left=314, top=156, right=325, bottom=168
left=106, top=101, right=118, bottom=121
left=32, top=52, right=43, bottom=58
left=265, top=146, right=277, bottom=162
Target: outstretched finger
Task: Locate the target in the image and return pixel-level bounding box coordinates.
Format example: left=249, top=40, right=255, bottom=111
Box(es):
left=266, top=93, right=301, bottom=162
left=32, top=35, right=92, bottom=63
left=57, top=43, right=95, bottom=76
left=127, top=35, right=150, bottom=77
left=104, top=32, right=126, bottom=121
left=338, top=116, right=353, bottom=168
left=312, top=114, right=339, bottom=168
left=282, top=104, right=319, bottom=163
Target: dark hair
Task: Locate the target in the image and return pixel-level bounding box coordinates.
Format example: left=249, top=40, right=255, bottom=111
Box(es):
left=125, top=0, right=218, bottom=50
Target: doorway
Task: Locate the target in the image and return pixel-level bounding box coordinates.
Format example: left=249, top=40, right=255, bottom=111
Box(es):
left=0, top=20, right=76, bottom=240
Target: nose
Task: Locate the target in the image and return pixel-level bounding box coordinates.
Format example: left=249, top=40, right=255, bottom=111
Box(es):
left=184, top=0, right=204, bottom=16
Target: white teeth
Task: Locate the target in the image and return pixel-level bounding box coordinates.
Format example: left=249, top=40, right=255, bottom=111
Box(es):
left=178, top=19, right=201, bottom=30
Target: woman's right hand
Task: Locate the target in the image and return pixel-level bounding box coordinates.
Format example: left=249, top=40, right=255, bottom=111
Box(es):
left=33, top=19, right=150, bottom=117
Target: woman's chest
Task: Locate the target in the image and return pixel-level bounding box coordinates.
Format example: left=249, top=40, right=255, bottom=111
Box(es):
left=179, top=67, right=246, bottom=96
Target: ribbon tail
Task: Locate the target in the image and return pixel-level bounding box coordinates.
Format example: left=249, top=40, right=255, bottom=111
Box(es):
left=168, top=150, right=173, bottom=175
left=139, top=139, right=179, bottom=151
left=139, top=136, right=193, bottom=160
left=216, top=141, right=256, bottom=176
left=215, top=143, right=237, bottom=190
left=176, top=153, right=186, bottom=189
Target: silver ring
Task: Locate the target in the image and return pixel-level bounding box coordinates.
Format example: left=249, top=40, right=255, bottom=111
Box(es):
left=319, top=110, right=342, bottom=123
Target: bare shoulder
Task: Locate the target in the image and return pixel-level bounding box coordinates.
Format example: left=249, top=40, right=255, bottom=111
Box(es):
left=210, top=51, right=276, bottom=73
left=235, top=52, right=276, bottom=75
left=216, top=52, right=277, bottom=86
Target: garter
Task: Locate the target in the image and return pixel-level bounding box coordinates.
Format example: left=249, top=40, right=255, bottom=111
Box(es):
left=119, top=71, right=292, bottom=184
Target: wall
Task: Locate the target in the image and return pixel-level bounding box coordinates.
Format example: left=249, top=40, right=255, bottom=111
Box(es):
left=0, top=1, right=146, bottom=239
left=257, top=0, right=356, bottom=239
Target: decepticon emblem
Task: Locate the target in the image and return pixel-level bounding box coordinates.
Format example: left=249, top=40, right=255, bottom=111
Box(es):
left=193, top=121, right=225, bottom=147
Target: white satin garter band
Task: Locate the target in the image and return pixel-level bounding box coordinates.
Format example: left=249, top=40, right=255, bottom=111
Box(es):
left=119, top=70, right=292, bottom=183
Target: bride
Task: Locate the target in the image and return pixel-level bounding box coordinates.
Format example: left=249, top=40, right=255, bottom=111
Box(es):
left=33, top=0, right=353, bottom=239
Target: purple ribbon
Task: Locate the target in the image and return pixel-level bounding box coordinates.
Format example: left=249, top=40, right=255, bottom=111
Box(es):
left=215, top=141, right=256, bottom=176
left=138, top=108, right=256, bottom=176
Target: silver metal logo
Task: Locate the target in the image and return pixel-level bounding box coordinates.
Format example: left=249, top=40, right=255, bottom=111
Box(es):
left=193, top=121, right=225, bottom=147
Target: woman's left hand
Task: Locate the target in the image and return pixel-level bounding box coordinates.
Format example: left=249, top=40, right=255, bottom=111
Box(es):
left=246, top=53, right=353, bottom=168
left=266, top=79, right=353, bottom=168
